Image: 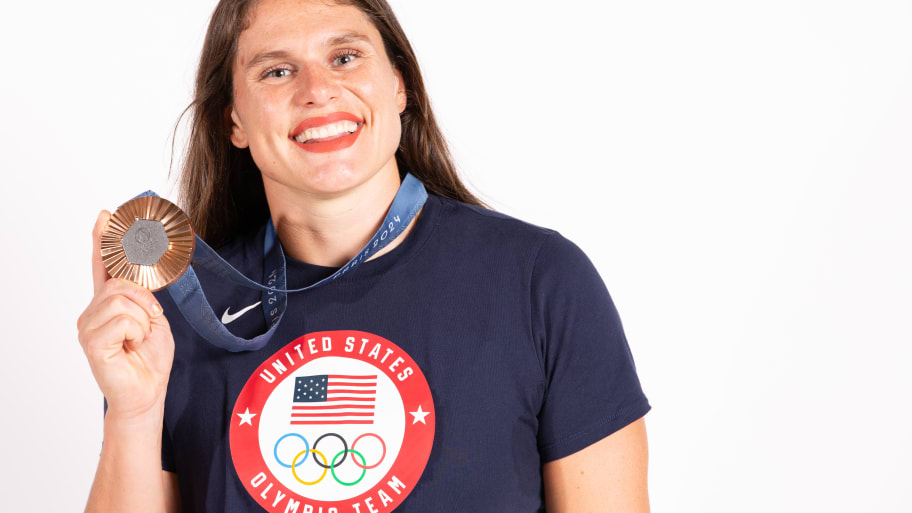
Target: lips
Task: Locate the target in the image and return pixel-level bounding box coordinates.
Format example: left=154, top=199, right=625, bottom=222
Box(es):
left=290, top=112, right=364, bottom=139
left=290, top=117, right=364, bottom=154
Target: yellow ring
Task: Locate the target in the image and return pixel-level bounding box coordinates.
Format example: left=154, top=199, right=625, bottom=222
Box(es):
left=292, top=448, right=328, bottom=485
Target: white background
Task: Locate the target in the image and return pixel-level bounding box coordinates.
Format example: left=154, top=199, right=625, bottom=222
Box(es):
left=0, top=0, right=910, bottom=511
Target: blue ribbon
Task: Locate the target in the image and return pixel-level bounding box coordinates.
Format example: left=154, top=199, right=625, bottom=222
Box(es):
left=132, top=172, right=427, bottom=352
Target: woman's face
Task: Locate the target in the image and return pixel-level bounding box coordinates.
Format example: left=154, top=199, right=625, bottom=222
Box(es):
left=229, top=0, right=406, bottom=196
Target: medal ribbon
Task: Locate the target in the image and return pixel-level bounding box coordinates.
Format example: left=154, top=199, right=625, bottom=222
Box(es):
left=133, top=172, right=427, bottom=352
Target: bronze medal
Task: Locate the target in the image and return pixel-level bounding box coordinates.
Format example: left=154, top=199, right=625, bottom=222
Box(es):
left=101, top=195, right=195, bottom=291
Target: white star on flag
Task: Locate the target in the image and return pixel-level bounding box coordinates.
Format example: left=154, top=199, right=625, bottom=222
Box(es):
left=409, top=405, right=430, bottom=425
left=237, top=408, right=257, bottom=426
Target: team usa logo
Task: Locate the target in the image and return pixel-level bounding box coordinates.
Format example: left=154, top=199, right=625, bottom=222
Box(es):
left=230, top=330, right=435, bottom=512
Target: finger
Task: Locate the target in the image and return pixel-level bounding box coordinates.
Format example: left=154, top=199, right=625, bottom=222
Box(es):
left=96, top=278, right=164, bottom=321
left=84, top=313, right=147, bottom=357
left=92, top=210, right=112, bottom=296
left=81, top=294, right=153, bottom=337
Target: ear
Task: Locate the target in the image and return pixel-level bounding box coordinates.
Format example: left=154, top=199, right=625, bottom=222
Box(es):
left=394, top=67, right=407, bottom=114
left=228, top=105, right=249, bottom=148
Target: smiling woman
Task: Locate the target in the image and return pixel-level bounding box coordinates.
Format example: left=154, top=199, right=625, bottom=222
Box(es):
left=78, top=1, right=651, bottom=512
left=175, top=0, right=486, bottom=254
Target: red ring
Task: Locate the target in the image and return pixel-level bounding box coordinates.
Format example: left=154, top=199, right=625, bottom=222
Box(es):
left=350, top=433, right=386, bottom=469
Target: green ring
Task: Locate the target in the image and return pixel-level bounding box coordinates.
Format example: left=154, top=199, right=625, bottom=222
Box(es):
left=330, top=449, right=367, bottom=486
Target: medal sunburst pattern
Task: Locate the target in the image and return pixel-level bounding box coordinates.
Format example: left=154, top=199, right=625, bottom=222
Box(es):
left=101, top=195, right=195, bottom=291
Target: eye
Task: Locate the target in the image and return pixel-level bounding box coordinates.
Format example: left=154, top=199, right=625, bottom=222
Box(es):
left=261, top=65, right=293, bottom=80
left=332, top=49, right=363, bottom=67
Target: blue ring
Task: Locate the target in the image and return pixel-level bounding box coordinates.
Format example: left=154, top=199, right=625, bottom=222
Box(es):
left=274, top=433, right=309, bottom=468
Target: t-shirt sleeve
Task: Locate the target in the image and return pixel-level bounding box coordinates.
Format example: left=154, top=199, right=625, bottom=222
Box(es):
left=531, top=231, right=652, bottom=463
left=103, top=397, right=177, bottom=472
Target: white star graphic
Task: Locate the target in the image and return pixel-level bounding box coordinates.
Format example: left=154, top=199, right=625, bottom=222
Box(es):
left=409, top=405, right=430, bottom=425
left=237, top=408, right=257, bottom=426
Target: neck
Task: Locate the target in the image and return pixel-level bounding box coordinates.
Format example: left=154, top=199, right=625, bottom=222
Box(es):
left=263, top=169, right=421, bottom=267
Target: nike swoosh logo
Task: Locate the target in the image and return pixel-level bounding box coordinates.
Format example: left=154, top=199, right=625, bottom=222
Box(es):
left=222, top=301, right=262, bottom=325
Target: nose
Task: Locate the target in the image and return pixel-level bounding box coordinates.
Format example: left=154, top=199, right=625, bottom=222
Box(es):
left=292, top=62, right=341, bottom=107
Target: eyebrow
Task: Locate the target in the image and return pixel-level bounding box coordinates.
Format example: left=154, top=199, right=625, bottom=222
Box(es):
left=324, top=31, right=372, bottom=47
left=244, top=31, right=373, bottom=71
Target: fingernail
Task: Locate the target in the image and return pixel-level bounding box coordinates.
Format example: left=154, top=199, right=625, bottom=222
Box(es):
left=151, top=303, right=163, bottom=317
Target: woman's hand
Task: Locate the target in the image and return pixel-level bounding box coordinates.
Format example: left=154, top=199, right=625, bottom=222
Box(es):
left=77, top=210, right=176, bottom=421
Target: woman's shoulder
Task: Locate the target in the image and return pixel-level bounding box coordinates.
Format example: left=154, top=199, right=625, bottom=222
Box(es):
left=210, top=225, right=265, bottom=264
left=430, top=193, right=558, bottom=247
left=429, top=193, right=593, bottom=269
left=432, top=195, right=588, bottom=263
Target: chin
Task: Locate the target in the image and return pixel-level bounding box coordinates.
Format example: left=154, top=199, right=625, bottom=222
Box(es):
left=282, top=163, right=385, bottom=197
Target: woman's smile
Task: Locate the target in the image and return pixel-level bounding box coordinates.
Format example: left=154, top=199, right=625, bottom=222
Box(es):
left=289, top=111, right=366, bottom=153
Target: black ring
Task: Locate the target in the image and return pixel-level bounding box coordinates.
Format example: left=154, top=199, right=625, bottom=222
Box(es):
left=312, top=433, right=348, bottom=469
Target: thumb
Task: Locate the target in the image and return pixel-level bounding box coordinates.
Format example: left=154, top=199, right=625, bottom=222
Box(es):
left=91, top=210, right=112, bottom=296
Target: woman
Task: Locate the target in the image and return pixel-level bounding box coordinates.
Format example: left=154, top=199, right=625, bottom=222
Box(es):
left=77, top=0, right=652, bottom=511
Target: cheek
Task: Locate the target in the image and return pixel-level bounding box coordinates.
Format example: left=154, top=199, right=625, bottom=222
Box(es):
left=362, top=87, right=402, bottom=140
left=239, top=90, right=285, bottom=134
left=350, top=68, right=398, bottom=114
left=258, top=98, right=286, bottom=132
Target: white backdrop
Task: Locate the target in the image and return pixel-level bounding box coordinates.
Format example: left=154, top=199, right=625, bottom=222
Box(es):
left=1, top=0, right=910, bottom=511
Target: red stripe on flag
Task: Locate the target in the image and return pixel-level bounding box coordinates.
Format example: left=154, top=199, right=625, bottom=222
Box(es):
left=291, top=420, right=374, bottom=425
left=291, top=412, right=374, bottom=417
left=292, top=404, right=375, bottom=410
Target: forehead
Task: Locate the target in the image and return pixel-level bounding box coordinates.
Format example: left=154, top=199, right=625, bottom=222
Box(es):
left=239, top=0, right=378, bottom=54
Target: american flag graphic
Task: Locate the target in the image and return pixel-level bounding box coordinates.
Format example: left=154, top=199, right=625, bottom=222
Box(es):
left=291, top=374, right=377, bottom=425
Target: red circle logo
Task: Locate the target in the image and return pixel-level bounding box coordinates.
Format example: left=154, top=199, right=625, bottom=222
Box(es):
left=230, top=330, right=435, bottom=512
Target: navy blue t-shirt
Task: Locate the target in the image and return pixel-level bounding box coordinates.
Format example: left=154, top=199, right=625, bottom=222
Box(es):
left=103, top=192, right=651, bottom=512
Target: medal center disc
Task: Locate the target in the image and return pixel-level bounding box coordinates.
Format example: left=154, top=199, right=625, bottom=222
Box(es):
left=122, top=219, right=169, bottom=265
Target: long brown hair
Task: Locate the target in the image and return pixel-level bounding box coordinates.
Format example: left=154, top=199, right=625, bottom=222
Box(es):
left=170, top=0, right=488, bottom=249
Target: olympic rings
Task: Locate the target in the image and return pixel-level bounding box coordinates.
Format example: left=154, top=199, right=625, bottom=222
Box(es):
left=312, top=433, right=348, bottom=469
left=330, top=449, right=367, bottom=486
left=351, top=433, right=386, bottom=469
left=274, top=433, right=309, bottom=468
left=273, top=432, right=388, bottom=486
left=292, top=449, right=328, bottom=485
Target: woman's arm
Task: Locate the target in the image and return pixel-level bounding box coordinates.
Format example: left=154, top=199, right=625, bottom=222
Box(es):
left=79, top=210, right=180, bottom=513
left=542, top=417, right=650, bottom=512
left=84, top=408, right=181, bottom=513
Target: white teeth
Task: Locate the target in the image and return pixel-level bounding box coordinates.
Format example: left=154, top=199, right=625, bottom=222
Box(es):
left=294, top=120, right=360, bottom=143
